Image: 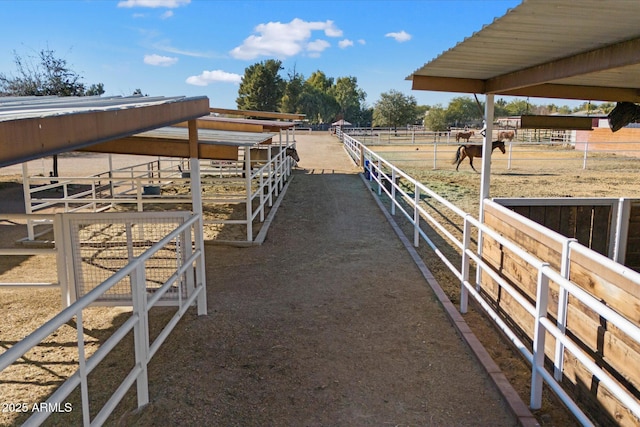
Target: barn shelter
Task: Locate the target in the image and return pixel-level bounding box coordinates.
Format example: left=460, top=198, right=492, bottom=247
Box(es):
left=0, top=94, right=221, bottom=424
left=0, top=95, right=209, bottom=168
left=1, top=96, right=299, bottom=245
left=408, top=0, right=640, bottom=204
left=406, top=1, right=640, bottom=425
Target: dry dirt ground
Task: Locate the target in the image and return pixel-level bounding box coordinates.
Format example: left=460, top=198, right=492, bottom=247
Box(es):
left=1, top=132, right=638, bottom=426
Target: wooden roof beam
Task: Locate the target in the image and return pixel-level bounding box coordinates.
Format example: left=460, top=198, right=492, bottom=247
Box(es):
left=209, top=108, right=305, bottom=120
left=520, top=115, right=594, bottom=130
left=411, top=75, right=486, bottom=94
left=0, top=97, right=210, bottom=168
left=485, top=37, right=640, bottom=94
left=500, top=83, right=640, bottom=103
left=77, top=137, right=239, bottom=161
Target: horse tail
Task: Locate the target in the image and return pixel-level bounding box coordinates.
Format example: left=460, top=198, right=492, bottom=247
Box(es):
left=452, top=145, right=463, bottom=164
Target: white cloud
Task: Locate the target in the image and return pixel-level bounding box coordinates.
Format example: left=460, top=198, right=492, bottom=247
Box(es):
left=186, top=70, right=242, bottom=86
left=338, top=39, right=353, bottom=49
left=144, top=54, right=178, bottom=66
left=385, top=30, right=412, bottom=42
left=358, top=39, right=366, bottom=45
left=160, top=10, right=174, bottom=19
left=307, top=39, right=330, bottom=52
left=152, top=43, right=213, bottom=58
left=230, top=18, right=343, bottom=60
left=118, top=0, right=190, bottom=7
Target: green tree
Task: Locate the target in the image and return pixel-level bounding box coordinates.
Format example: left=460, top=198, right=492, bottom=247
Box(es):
left=330, top=76, right=366, bottom=122
left=306, top=70, right=333, bottom=92
left=280, top=68, right=305, bottom=114
left=599, top=102, right=615, bottom=114
left=494, top=98, right=509, bottom=118
left=298, top=84, right=339, bottom=125
left=424, top=105, right=448, bottom=131
left=445, top=96, right=483, bottom=127
left=296, top=71, right=341, bottom=125
left=0, top=48, right=105, bottom=97
left=236, top=59, right=285, bottom=112
left=504, top=99, right=533, bottom=116
left=0, top=48, right=106, bottom=176
left=372, top=90, right=418, bottom=129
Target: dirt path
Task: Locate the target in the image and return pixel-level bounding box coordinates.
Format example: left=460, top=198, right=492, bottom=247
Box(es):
left=1, top=133, right=533, bottom=426
left=116, top=133, right=523, bottom=426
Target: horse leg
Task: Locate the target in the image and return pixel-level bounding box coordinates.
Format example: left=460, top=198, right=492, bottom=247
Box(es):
left=455, top=149, right=466, bottom=171
left=469, top=156, right=478, bottom=173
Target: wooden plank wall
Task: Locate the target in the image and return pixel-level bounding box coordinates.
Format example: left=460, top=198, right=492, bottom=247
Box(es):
left=508, top=204, right=612, bottom=257
left=482, top=203, right=640, bottom=427
left=626, top=202, right=640, bottom=271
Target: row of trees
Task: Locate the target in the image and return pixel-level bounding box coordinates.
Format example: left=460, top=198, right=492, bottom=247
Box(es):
left=424, top=97, right=616, bottom=131
left=236, top=59, right=430, bottom=129
left=236, top=59, right=615, bottom=131
left=236, top=59, right=371, bottom=126
left=0, top=49, right=614, bottom=133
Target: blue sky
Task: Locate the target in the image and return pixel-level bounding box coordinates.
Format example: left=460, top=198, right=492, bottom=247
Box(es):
left=0, top=0, right=559, bottom=110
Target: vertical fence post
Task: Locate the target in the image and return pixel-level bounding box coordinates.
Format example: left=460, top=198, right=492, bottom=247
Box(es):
left=131, top=264, right=150, bottom=407
left=244, top=149, right=253, bottom=242
left=531, top=264, right=550, bottom=409
left=460, top=216, right=471, bottom=313
left=377, top=159, right=382, bottom=195
left=612, top=198, right=631, bottom=264
left=22, top=162, right=37, bottom=241
left=433, top=142, right=437, bottom=170
left=582, top=140, right=589, bottom=169
left=54, top=214, right=72, bottom=308
left=390, top=169, right=396, bottom=216
left=182, top=217, right=194, bottom=301
left=413, top=185, right=420, bottom=247
left=74, top=309, right=92, bottom=426
left=136, top=178, right=143, bottom=212
left=554, top=239, right=576, bottom=381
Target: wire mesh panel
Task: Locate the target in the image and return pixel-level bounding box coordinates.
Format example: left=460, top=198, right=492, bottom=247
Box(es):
left=63, top=211, right=193, bottom=304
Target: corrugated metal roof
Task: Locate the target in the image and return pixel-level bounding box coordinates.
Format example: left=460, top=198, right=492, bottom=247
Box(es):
left=136, top=126, right=275, bottom=147
left=0, top=95, right=201, bottom=122
left=201, top=115, right=296, bottom=130
left=408, top=0, right=640, bottom=102
left=0, top=95, right=211, bottom=167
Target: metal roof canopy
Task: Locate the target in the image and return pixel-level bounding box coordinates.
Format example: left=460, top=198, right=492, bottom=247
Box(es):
left=406, top=0, right=640, bottom=215
left=78, top=126, right=276, bottom=161
left=407, top=0, right=640, bottom=104
left=209, top=107, right=305, bottom=121
left=0, top=95, right=210, bottom=168
left=177, top=115, right=297, bottom=134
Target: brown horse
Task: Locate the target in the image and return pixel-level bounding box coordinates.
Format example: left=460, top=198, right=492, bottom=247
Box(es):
left=455, top=131, right=474, bottom=142
left=498, top=129, right=515, bottom=142
left=452, top=140, right=506, bottom=172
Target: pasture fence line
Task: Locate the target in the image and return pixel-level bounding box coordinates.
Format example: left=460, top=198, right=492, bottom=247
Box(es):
left=17, top=143, right=297, bottom=244
left=0, top=211, right=207, bottom=426
left=353, top=143, right=640, bottom=172
left=342, top=126, right=569, bottom=146
left=339, top=131, right=640, bottom=426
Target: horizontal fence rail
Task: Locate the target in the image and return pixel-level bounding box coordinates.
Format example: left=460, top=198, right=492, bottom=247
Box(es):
left=340, top=128, right=640, bottom=171
left=17, top=144, right=297, bottom=243
left=339, top=130, right=640, bottom=426
left=0, top=211, right=207, bottom=426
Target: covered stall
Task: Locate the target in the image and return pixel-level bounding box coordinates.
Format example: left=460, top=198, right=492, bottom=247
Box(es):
left=0, top=94, right=213, bottom=425
left=406, top=1, right=640, bottom=425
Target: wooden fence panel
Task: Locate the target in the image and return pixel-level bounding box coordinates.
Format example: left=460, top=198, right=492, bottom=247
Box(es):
left=482, top=203, right=640, bottom=427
